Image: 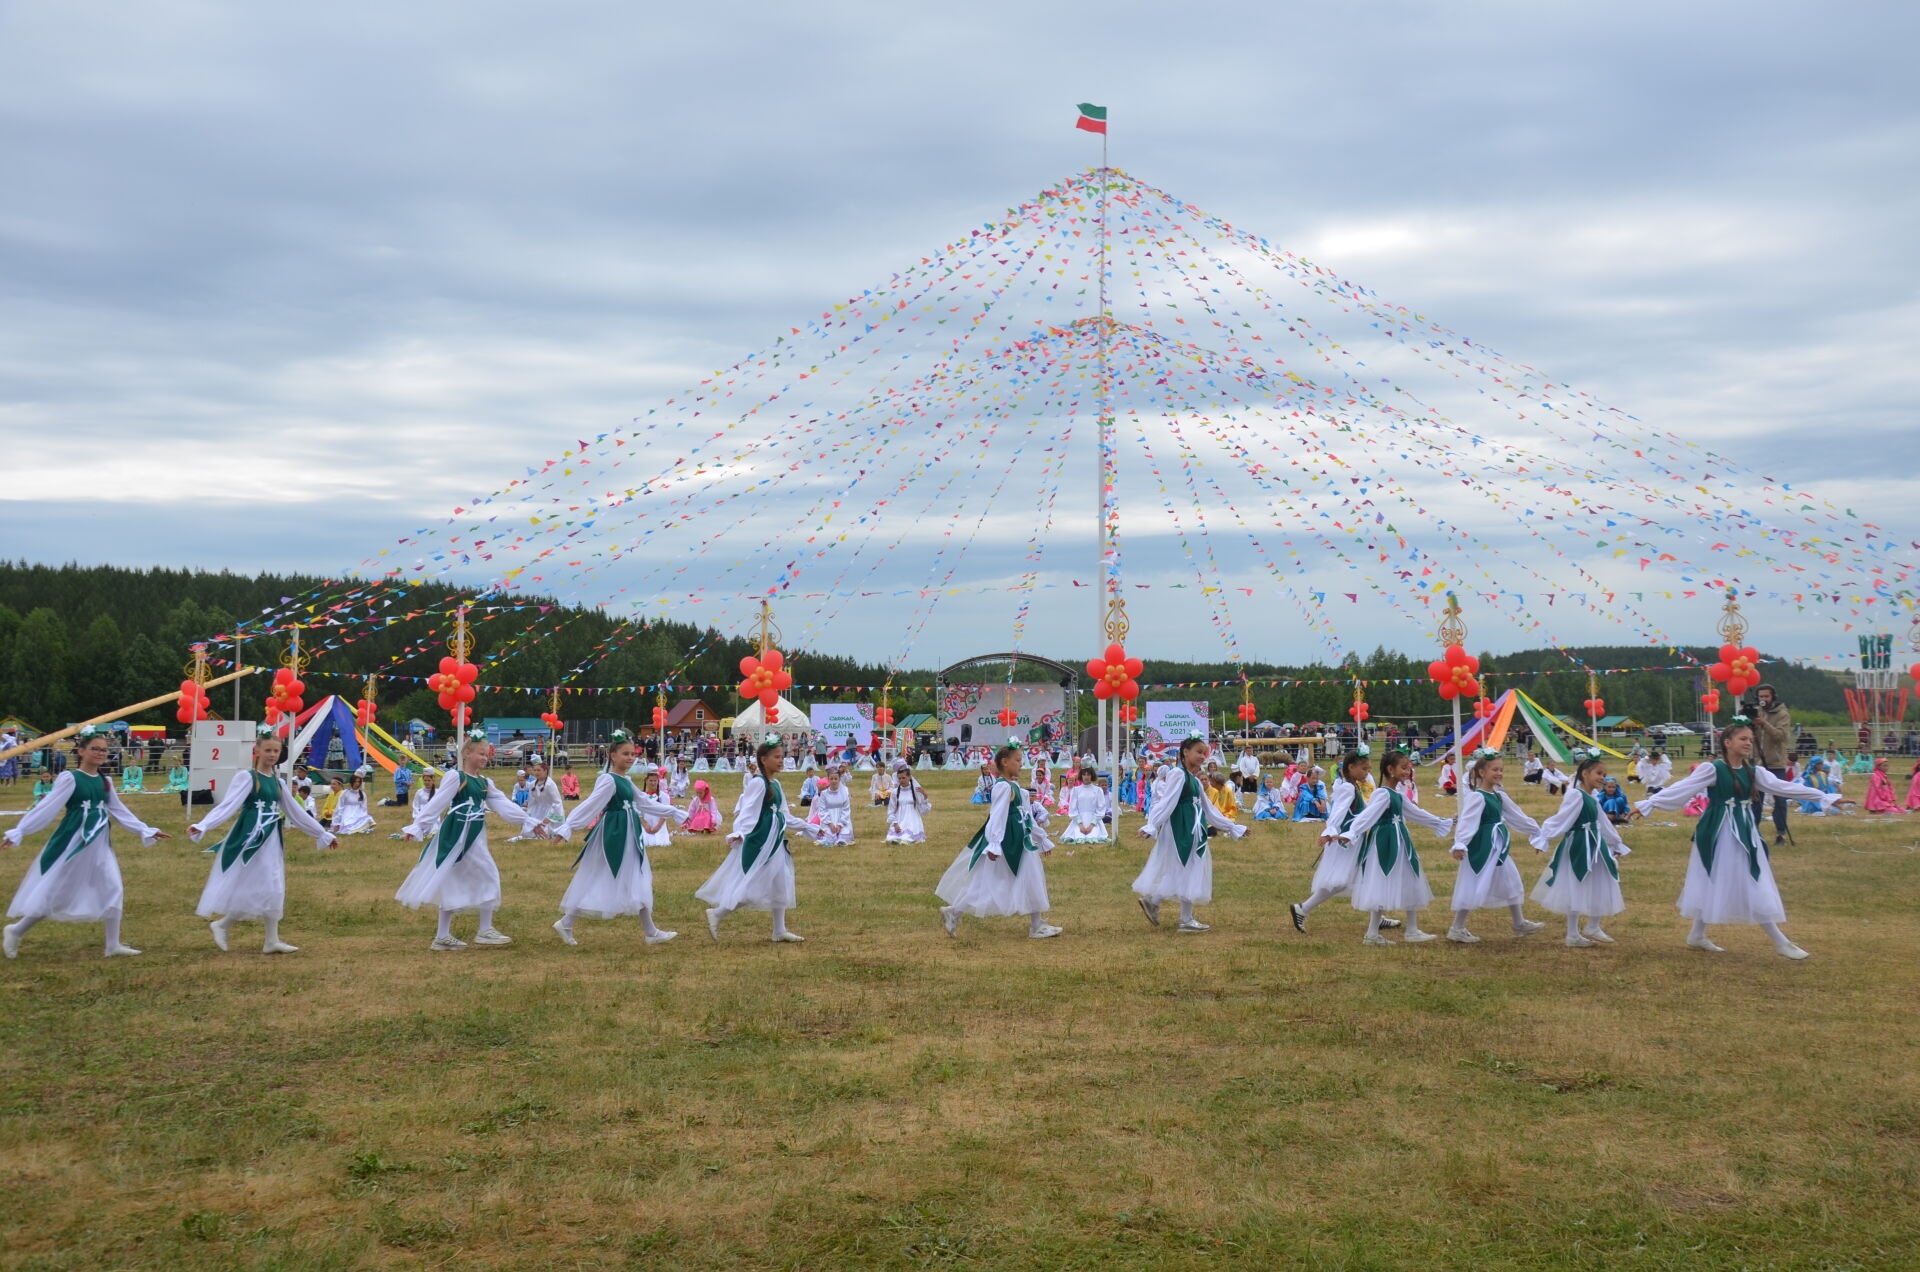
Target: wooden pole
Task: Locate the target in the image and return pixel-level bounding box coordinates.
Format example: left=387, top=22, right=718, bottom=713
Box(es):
left=0, top=667, right=260, bottom=763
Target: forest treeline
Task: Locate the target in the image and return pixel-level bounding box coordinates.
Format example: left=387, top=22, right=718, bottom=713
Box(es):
left=0, top=562, right=1852, bottom=732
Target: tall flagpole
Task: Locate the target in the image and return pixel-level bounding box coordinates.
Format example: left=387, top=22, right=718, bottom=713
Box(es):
left=1091, top=109, right=1127, bottom=816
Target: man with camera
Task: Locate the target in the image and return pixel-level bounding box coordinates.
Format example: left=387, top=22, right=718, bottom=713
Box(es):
left=1745, top=684, right=1795, bottom=845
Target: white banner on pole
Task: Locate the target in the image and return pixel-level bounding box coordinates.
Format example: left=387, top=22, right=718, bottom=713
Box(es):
left=808, top=703, right=873, bottom=749
left=1140, top=701, right=1210, bottom=756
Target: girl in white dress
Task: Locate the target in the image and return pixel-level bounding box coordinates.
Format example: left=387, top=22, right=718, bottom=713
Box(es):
left=1343, top=749, right=1455, bottom=945
left=699, top=738, right=826, bottom=942
left=1445, top=750, right=1546, bottom=944
left=398, top=736, right=538, bottom=951
left=188, top=731, right=337, bottom=954
left=1633, top=718, right=1847, bottom=959
left=1133, top=736, right=1248, bottom=933
left=813, top=767, right=855, bottom=846
left=885, top=760, right=932, bottom=844
left=868, top=766, right=892, bottom=807
left=1060, top=767, right=1112, bottom=843
left=639, top=770, right=676, bottom=850
left=937, top=745, right=1061, bottom=938
left=544, top=732, right=688, bottom=946
left=1290, top=750, right=1400, bottom=933
left=3, top=728, right=169, bottom=959
left=1530, top=753, right=1632, bottom=947
left=331, top=773, right=377, bottom=835
left=509, top=761, right=565, bottom=841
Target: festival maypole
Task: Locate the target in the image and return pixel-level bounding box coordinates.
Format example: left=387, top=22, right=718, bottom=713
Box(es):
left=1428, top=593, right=1480, bottom=818
left=1705, top=589, right=1760, bottom=754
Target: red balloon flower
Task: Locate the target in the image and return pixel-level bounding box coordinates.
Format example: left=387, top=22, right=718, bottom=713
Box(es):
left=1708, top=644, right=1762, bottom=697
left=1086, top=642, right=1144, bottom=702
left=1426, top=645, right=1481, bottom=700
left=738, top=649, right=793, bottom=713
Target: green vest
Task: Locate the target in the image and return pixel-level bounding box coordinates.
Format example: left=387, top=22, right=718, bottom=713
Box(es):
left=968, top=779, right=1035, bottom=876
left=1364, top=790, right=1421, bottom=878
left=1462, top=790, right=1510, bottom=874
left=216, top=772, right=285, bottom=870
left=739, top=777, right=787, bottom=872
left=1542, top=790, right=1618, bottom=887
left=1169, top=769, right=1209, bottom=865
left=1693, top=761, right=1764, bottom=880
left=38, top=771, right=112, bottom=873
left=578, top=773, right=640, bottom=876
left=422, top=773, right=492, bottom=868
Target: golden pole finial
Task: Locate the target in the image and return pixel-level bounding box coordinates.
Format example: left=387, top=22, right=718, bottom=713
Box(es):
left=1715, top=587, right=1748, bottom=647
left=1437, top=592, right=1467, bottom=647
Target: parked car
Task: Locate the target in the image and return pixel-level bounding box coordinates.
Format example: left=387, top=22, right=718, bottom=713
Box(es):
left=1647, top=722, right=1705, bottom=737
left=493, top=738, right=550, bottom=764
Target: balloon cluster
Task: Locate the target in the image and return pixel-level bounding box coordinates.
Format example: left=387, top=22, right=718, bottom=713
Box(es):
left=1911, top=661, right=1920, bottom=690
left=1087, top=643, right=1143, bottom=701
left=1427, top=645, right=1482, bottom=700
left=997, top=706, right=1020, bottom=727
left=265, top=667, right=306, bottom=724
left=540, top=710, right=563, bottom=731
left=1583, top=696, right=1606, bottom=718
left=874, top=705, right=896, bottom=727
left=1474, top=695, right=1497, bottom=721
left=1118, top=704, right=1138, bottom=724
left=1708, top=644, right=1762, bottom=697
left=1701, top=689, right=1722, bottom=715
left=651, top=705, right=668, bottom=728
left=428, top=658, right=479, bottom=727
left=738, top=650, right=793, bottom=725
left=1237, top=701, right=1257, bottom=724
left=1347, top=699, right=1370, bottom=723
left=355, top=697, right=378, bottom=727
left=175, top=679, right=210, bottom=725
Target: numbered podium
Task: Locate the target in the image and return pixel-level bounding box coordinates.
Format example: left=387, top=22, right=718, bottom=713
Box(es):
left=188, top=720, right=256, bottom=805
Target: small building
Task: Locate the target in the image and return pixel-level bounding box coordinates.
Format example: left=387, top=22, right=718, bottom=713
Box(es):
left=1594, top=715, right=1647, bottom=733
left=648, top=699, right=720, bottom=738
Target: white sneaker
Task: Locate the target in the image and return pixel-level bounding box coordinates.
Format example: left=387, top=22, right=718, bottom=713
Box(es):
left=1137, top=898, right=1160, bottom=927
left=473, top=928, right=512, bottom=946
left=1511, top=918, right=1545, bottom=936
left=553, top=919, right=578, bottom=946
left=1288, top=903, right=1307, bottom=934
left=1362, top=932, right=1392, bottom=946
left=645, top=930, right=678, bottom=945
left=1028, top=923, right=1063, bottom=939
left=1686, top=936, right=1725, bottom=953
left=1565, top=933, right=1596, bottom=948
left=706, top=908, right=723, bottom=941
left=1378, top=916, right=1403, bottom=929
left=940, top=906, right=960, bottom=937
left=1446, top=928, right=1480, bottom=944
left=2, top=923, right=19, bottom=959
left=262, top=939, right=300, bottom=954
left=771, top=930, right=805, bottom=943
left=1177, top=919, right=1211, bottom=933
left=430, top=934, right=468, bottom=951
left=104, top=944, right=142, bottom=958
left=1774, top=942, right=1810, bottom=961
left=1582, top=926, right=1615, bottom=944
left=1401, top=930, right=1439, bottom=943
left=209, top=918, right=231, bottom=952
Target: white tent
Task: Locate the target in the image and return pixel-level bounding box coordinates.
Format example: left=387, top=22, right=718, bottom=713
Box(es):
left=731, top=695, right=811, bottom=742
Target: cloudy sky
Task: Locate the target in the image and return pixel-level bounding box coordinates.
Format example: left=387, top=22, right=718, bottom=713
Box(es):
left=2, top=0, right=1914, bottom=669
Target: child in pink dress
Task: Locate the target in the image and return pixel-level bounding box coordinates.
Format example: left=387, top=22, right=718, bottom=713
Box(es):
left=1906, top=761, right=1920, bottom=812
left=1864, top=758, right=1899, bottom=814
left=683, top=780, right=720, bottom=833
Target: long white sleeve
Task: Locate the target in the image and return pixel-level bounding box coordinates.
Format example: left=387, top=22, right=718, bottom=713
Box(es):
left=277, top=779, right=335, bottom=845
left=189, top=771, right=255, bottom=841
left=1633, top=762, right=1718, bottom=814
left=1495, top=789, right=1543, bottom=838
left=1449, top=789, right=1486, bottom=853
left=1755, top=765, right=1842, bottom=809
left=3, top=771, right=75, bottom=844
left=1199, top=788, right=1247, bottom=837
left=103, top=783, right=161, bottom=843
left=1400, top=795, right=1455, bottom=838
left=1320, top=782, right=1356, bottom=840
left=1339, top=788, right=1392, bottom=843
left=728, top=775, right=768, bottom=842
left=981, top=782, right=1013, bottom=856
left=1596, top=810, right=1631, bottom=857
left=550, top=772, right=619, bottom=844
left=482, top=780, right=530, bottom=826
left=1027, top=796, right=1056, bottom=852
left=402, top=773, right=461, bottom=838
left=1140, top=766, right=1186, bottom=837
left=1528, top=786, right=1587, bottom=851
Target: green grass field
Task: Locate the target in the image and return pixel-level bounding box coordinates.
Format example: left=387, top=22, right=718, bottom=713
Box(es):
left=2, top=768, right=1917, bottom=1271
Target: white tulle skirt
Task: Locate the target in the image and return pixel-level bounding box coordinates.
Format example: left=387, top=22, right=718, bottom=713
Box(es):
left=1450, top=853, right=1526, bottom=912
left=196, top=836, right=288, bottom=921
left=1059, top=819, right=1110, bottom=844
left=1530, top=854, right=1626, bottom=919
left=641, top=822, right=673, bottom=850
left=815, top=815, right=854, bottom=846
left=696, top=843, right=796, bottom=912
left=395, top=838, right=502, bottom=913
left=1677, top=827, right=1784, bottom=925
left=1309, top=837, right=1363, bottom=897
left=332, top=805, right=376, bottom=835
left=1349, top=843, right=1433, bottom=914
left=561, top=841, right=656, bottom=920
left=936, top=847, right=1050, bottom=917
left=8, top=832, right=123, bottom=922
left=1131, top=839, right=1212, bottom=905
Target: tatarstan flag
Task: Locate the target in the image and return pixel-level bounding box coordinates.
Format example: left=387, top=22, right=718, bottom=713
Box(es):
left=1075, top=103, right=1107, bottom=134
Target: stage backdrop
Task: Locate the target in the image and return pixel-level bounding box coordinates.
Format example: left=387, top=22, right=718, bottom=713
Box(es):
left=808, top=703, right=873, bottom=749
left=1140, top=701, right=1211, bottom=756
left=939, top=684, right=1066, bottom=748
